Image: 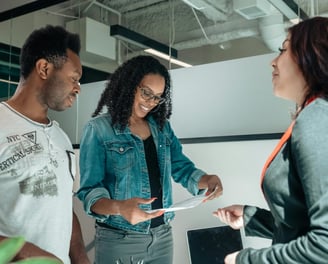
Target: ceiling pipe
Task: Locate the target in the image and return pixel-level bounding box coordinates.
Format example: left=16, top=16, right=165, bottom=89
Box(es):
left=83, top=0, right=122, bottom=23
left=82, top=0, right=97, bottom=14
left=122, top=0, right=180, bottom=19
left=51, top=0, right=93, bottom=13
left=181, top=0, right=233, bottom=21
left=258, top=12, right=286, bottom=52
left=173, top=27, right=259, bottom=50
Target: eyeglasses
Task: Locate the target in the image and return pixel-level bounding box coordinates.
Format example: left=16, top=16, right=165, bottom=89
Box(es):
left=138, top=86, right=166, bottom=105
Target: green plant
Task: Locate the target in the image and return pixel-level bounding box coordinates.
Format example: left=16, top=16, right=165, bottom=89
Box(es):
left=0, top=237, right=62, bottom=264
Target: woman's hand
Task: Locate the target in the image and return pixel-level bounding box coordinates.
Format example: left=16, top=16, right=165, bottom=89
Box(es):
left=118, top=197, right=164, bottom=225
left=225, top=251, right=239, bottom=264
left=91, top=197, right=164, bottom=225
left=198, top=174, right=223, bottom=200
left=213, top=205, right=245, bottom=230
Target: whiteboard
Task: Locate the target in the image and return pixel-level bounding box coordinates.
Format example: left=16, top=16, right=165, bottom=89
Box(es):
left=170, top=53, right=294, bottom=139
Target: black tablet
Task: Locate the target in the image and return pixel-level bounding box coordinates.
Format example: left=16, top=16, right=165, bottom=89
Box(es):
left=187, top=225, right=243, bottom=264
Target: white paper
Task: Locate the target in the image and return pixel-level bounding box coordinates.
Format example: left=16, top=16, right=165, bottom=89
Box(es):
left=146, top=189, right=216, bottom=213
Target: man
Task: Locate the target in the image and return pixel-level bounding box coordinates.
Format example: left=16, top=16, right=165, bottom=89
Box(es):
left=0, top=25, right=89, bottom=263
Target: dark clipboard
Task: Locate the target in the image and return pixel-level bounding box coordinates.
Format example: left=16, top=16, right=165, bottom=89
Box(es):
left=187, top=225, right=243, bottom=264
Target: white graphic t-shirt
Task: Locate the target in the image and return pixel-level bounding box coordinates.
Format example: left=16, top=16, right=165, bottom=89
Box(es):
left=0, top=102, right=75, bottom=264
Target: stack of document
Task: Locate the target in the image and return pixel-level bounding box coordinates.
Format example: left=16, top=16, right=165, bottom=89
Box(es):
left=146, top=189, right=216, bottom=213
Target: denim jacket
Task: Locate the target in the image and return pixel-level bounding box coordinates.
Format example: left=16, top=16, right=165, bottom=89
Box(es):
left=77, top=113, right=205, bottom=233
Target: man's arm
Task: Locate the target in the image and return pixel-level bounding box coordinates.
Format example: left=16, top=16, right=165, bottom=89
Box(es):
left=69, top=211, right=90, bottom=264
left=0, top=235, right=62, bottom=262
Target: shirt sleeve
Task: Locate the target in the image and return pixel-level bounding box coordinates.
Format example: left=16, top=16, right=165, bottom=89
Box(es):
left=76, top=121, right=110, bottom=220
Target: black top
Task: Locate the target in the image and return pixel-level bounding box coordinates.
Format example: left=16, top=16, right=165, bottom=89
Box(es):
left=143, top=135, right=164, bottom=227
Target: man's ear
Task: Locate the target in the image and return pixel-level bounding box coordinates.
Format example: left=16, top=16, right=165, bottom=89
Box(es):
left=36, top=59, right=50, bottom=80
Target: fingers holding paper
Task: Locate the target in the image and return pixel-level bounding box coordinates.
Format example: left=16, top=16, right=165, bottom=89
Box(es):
left=116, top=197, right=164, bottom=225
left=198, top=174, right=223, bottom=200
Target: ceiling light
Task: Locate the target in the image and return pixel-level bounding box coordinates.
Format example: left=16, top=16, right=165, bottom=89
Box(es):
left=182, top=0, right=205, bottom=10
left=110, top=24, right=178, bottom=58
left=289, top=18, right=301, bottom=24
left=144, top=49, right=192, bottom=68
left=219, top=41, right=232, bottom=50
left=0, top=78, right=19, bottom=85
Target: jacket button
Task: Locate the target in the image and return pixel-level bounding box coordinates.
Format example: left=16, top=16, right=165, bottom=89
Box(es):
left=119, top=147, right=124, bottom=152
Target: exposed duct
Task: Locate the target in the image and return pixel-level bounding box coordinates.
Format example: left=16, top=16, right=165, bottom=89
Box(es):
left=181, top=0, right=233, bottom=21
left=67, top=0, right=286, bottom=56
left=0, top=0, right=315, bottom=73
left=173, top=27, right=259, bottom=50
left=259, top=12, right=286, bottom=52
left=60, top=0, right=296, bottom=61
left=234, top=0, right=272, bottom=20
left=232, top=0, right=286, bottom=52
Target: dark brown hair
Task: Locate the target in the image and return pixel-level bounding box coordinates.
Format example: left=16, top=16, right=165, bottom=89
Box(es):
left=288, top=16, right=328, bottom=108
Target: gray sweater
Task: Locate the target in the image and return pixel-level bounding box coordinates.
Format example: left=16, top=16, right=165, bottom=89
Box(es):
left=237, top=98, right=328, bottom=263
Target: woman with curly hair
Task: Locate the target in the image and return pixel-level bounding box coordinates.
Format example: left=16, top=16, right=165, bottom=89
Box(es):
left=77, top=55, right=223, bottom=263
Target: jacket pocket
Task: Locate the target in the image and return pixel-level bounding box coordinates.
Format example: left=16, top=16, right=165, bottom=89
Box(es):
left=105, top=141, right=136, bottom=171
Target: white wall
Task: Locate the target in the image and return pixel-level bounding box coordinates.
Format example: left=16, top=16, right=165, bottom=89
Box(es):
left=49, top=81, right=106, bottom=144
left=170, top=53, right=293, bottom=138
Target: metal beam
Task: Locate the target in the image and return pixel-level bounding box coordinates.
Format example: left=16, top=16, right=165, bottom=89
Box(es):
left=267, top=0, right=308, bottom=20
left=0, top=0, right=70, bottom=22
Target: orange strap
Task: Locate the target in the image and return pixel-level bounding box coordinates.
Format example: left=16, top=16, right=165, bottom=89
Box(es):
left=260, top=121, right=295, bottom=187
left=260, top=96, right=318, bottom=188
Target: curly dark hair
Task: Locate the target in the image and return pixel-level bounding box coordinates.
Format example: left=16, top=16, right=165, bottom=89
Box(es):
left=288, top=16, right=328, bottom=108
left=20, top=25, right=81, bottom=79
left=92, top=55, right=172, bottom=130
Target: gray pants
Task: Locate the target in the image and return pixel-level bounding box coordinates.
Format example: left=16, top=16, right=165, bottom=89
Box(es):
left=94, top=224, right=173, bottom=264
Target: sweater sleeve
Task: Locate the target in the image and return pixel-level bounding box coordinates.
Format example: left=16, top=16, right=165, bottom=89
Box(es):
left=243, top=205, right=274, bottom=239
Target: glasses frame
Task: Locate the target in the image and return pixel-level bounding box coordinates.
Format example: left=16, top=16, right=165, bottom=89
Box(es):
left=138, top=86, right=166, bottom=105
